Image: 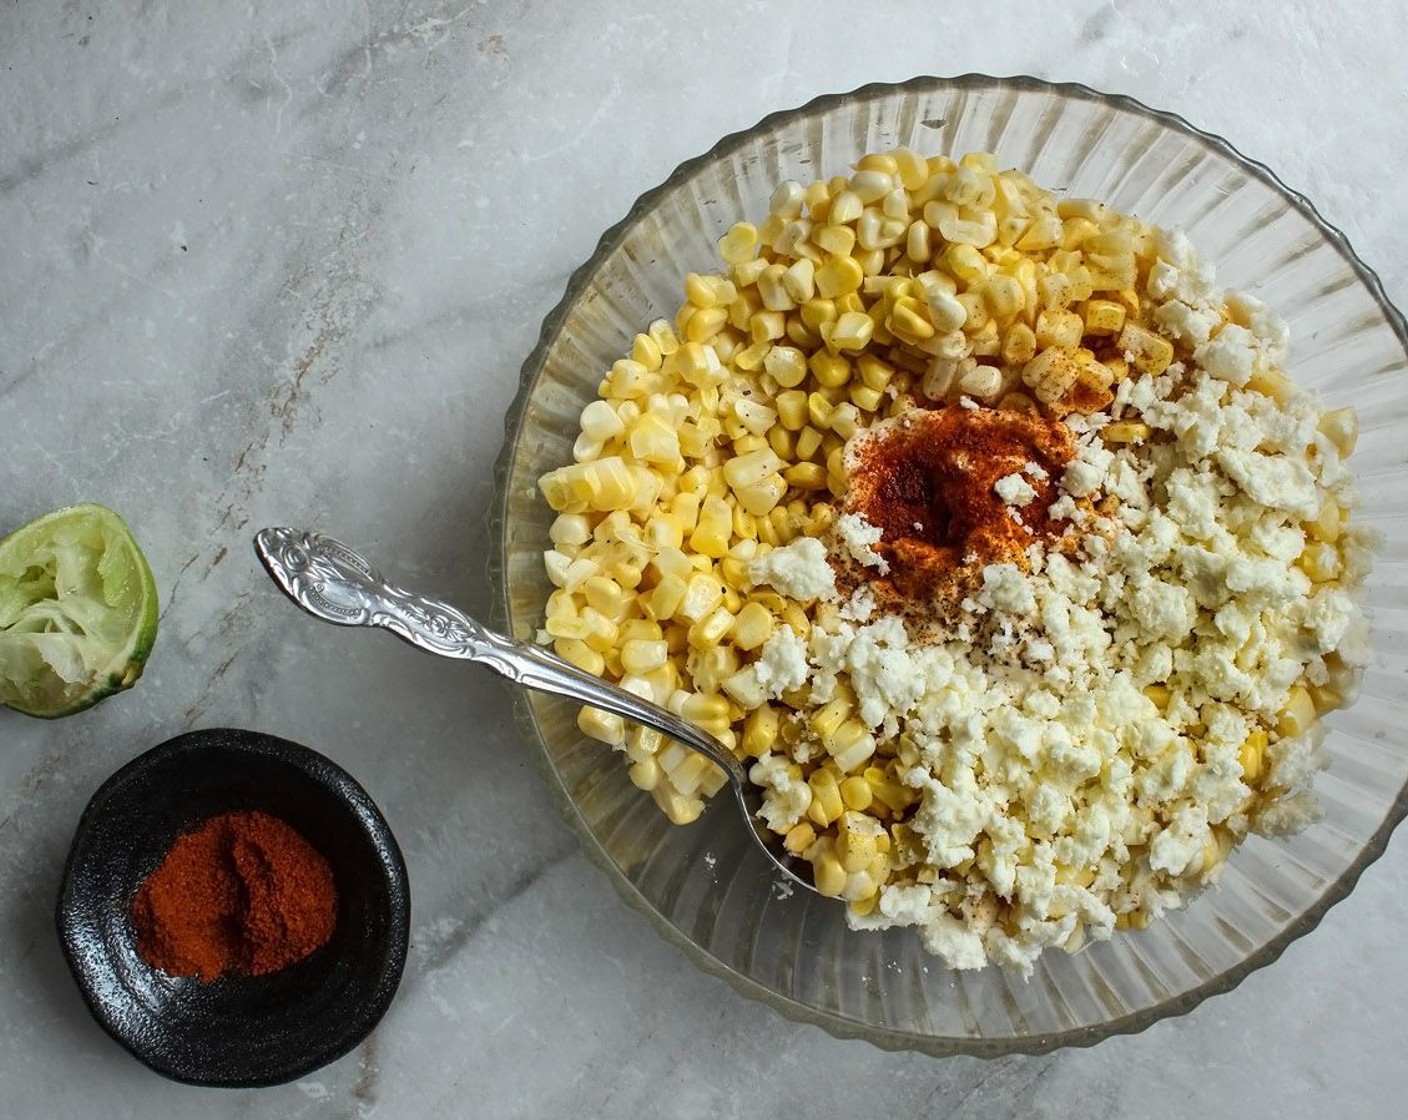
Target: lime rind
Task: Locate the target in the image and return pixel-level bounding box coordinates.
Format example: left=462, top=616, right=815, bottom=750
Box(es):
left=0, top=503, right=158, bottom=719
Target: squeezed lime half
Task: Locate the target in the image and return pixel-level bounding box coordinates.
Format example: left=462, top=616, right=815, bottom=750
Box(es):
left=0, top=503, right=158, bottom=718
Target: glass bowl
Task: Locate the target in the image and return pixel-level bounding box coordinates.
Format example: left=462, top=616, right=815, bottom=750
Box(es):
left=491, top=76, right=1408, bottom=1055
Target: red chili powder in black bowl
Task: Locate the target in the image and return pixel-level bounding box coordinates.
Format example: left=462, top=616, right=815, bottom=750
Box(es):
left=131, top=809, right=338, bottom=982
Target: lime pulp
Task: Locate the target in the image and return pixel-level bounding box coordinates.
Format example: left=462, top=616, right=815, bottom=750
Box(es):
left=0, top=503, right=158, bottom=718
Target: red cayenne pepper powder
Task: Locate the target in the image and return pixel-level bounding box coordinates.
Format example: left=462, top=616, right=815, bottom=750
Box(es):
left=845, top=404, right=1077, bottom=600
left=131, top=810, right=338, bottom=981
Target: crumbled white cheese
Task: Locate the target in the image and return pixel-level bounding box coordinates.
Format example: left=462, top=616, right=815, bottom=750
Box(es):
left=749, top=536, right=837, bottom=601
left=995, top=472, right=1038, bottom=506
left=835, top=511, right=890, bottom=573
left=749, top=753, right=812, bottom=832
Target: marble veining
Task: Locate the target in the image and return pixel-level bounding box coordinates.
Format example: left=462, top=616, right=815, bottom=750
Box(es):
left=2, top=1, right=1406, bottom=1116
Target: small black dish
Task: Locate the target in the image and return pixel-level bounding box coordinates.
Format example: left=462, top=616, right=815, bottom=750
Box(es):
left=56, top=727, right=410, bottom=1088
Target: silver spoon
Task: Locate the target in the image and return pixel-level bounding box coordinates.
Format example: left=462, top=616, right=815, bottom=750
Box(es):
left=253, top=527, right=817, bottom=894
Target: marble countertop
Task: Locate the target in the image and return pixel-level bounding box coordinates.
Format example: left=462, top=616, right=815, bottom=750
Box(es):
left=3, top=1, right=1406, bottom=1116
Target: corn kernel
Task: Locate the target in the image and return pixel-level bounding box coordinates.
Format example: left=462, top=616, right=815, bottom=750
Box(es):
left=577, top=705, right=624, bottom=745
left=1319, top=407, right=1359, bottom=457
left=807, top=770, right=845, bottom=827
left=1117, top=322, right=1174, bottom=374
left=1081, top=298, right=1126, bottom=337
left=812, top=849, right=848, bottom=896
left=1239, top=728, right=1269, bottom=784
left=1035, top=308, right=1084, bottom=349
left=783, top=821, right=817, bottom=854
left=1277, top=686, right=1316, bottom=739
left=1298, top=540, right=1341, bottom=583
left=827, top=310, right=875, bottom=352
left=815, top=254, right=865, bottom=298
left=1101, top=419, right=1151, bottom=444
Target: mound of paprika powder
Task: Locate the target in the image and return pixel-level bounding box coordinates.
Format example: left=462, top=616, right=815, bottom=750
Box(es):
left=131, top=809, right=338, bottom=982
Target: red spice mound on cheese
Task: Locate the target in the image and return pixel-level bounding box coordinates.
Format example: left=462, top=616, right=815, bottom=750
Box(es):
left=843, top=405, right=1076, bottom=598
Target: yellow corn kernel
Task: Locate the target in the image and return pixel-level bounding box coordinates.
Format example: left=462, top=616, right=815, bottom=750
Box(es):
left=906, top=219, right=932, bottom=263
left=1246, top=366, right=1295, bottom=404
left=891, top=146, right=929, bottom=191
left=781, top=258, right=817, bottom=303
left=786, top=314, right=820, bottom=352
left=742, top=311, right=783, bottom=347
left=839, top=775, right=874, bottom=812
left=620, top=638, right=669, bottom=676
left=956, top=291, right=989, bottom=332
left=1117, top=322, right=1174, bottom=374
left=1015, top=212, right=1063, bottom=252
left=554, top=637, right=605, bottom=675
left=689, top=605, right=736, bottom=650
left=824, top=718, right=876, bottom=773
left=997, top=390, right=1037, bottom=413
left=812, top=849, right=848, bottom=897
left=855, top=352, right=894, bottom=393
left=888, top=296, right=935, bottom=343
left=648, top=573, right=688, bottom=621
left=1082, top=298, right=1127, bottom=337
left=740, top=704, right=781, bottom=757
left=955, top=362, right=1003, bottom=404
left=651, top=782, right=704, bottom=826
left=982, top=274, right=1025, bottom=322
left=766, top=424, right=795, bottom=461
left=1054, top=862, right=1098, bottom=888
left=815, top=254, right=865, bottom=298
left=735, top=476, right=788, bottom=517
left=644, top=318, right=679, bottom=358
left=718, top=222, right=759, bottom=265
left=689, top=496, right=733, bottom=558
left=1021, top=346, right=1081, bottom=405
left=1239, top=728, right=1269, bottom=784
left=756, top=263, right=795, bottom=311
left=793, top=425, right=823, bottom=462
left=674, top=570, right=725, bottom=624
left=784, top=820, right=817, bottom=854
left=781, top=461, right=826, bottom=491
left=799, top=298, right=837, bottom=334
left=1144, top=683, right=1171, bottom=710
left=1307, top=500, right=1343, bottom=543
left=1277, top=686, right=1317, bottom=740
left=765, top=390, right=804, bottom=434
left=577, top=705, right=624, bottom=745
left=1319, top=406, right=1358, bottom=457
left=811, top=694, right=853, bottom=741
left=807, top=770, right=845, bottom=827
left=826, top=310, right=874, bottom=352
left=1035, top=308, right=1084, bottom=349
left=835, top=290, right=866, bottom=315
left=730, top=502, right=758, bottom=541
left=763, top=344, right=808, bottom=388
left=628, top=757, right=662, bottom=791
left=828, top=188, right=863, bottom=224
left=813, top=223, right=856, bottom=256
left=835, top=811, right=882, bottom=874
left=1101, top=419, right=1151, bottom=445
left=1001, top=321, right=1037, bottom=366
left=768, top=179, right=805, bottom=219
left=722, top=447, right=785, bottom=491
left=1298, top=540, right=1341, bottom=583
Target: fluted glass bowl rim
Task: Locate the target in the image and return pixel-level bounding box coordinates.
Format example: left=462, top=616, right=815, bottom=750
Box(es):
left=489, top=74, right=1408, bottom=1056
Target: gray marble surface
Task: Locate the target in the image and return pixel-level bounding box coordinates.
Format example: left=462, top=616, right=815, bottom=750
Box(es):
left=3, top=1, right=1406, bottom=1116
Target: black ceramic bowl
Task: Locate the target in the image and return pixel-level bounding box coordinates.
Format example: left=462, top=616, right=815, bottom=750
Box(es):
left=56, top=727, right=410, bottom=1087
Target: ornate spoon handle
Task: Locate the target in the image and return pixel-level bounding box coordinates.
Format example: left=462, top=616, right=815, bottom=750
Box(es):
left=253, top=528, right=746, bottom=785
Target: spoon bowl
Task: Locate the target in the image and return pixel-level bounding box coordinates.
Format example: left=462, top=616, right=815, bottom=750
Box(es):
left=253, top=527, right=818, bottom=894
